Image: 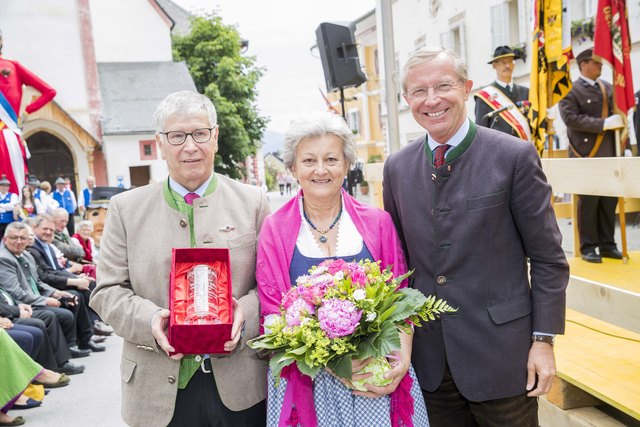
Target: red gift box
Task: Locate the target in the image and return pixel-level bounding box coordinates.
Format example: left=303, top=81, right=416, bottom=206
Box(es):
left=169, top=248, right=233, bottom=355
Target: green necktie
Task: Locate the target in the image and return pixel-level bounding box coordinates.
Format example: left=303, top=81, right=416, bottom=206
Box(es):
left=17, top=256, right=39, bottom=295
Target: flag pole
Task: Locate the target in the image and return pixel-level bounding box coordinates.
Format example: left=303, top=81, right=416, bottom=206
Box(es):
left=615, top=128, right=629, bottom=263
left=546, top=67, right=555, bottom=157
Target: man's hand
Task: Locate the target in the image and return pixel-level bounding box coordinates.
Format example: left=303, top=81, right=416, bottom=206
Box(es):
left=45, top=297, right=61, bottom=307
left=603, top=114, right=625, bottom=130
left=18, top=304, right=32, bottom=318
left=69, top=277, right=91, bottom=290
left=67, top=262, right=83, bottom=274
left=151, top=309, right=183, bottom=360
left=224, top=298, right=244, bottom=353
left=526, top=342, right=557, bottom=396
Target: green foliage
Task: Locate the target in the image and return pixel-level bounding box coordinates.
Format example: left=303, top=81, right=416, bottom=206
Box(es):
left=367, top=154, right=383, bottom=163
left=571, top=18, right=595, bottom=42
left=172, top=14, right=268, bottom=179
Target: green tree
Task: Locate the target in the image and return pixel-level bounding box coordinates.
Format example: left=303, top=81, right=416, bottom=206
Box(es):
left=173, top=14, right=267, bottom=179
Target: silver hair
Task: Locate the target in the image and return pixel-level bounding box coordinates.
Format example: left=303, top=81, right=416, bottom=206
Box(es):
left=77, top=220, right=94, bottom=231
left=400, top=46, right=469, bottom=93
left=34, top=214, right=54, bottom=228
left=52, top=207, right=69, bottom=219
left=154, top=90, right=217, bottom=134
left=282, top=112, right=357, bottom=171
left=5, top=221, right=28, bottom=237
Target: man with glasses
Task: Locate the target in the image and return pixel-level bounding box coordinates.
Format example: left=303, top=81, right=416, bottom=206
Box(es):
left=383, top=47, right=568, bottom=426
left=474, top=46, right=531, bottom=140
left=90, top=90, right=269, bottom=427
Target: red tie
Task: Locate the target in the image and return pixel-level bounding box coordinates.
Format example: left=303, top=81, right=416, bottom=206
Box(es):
left=184, top=192, right=200, bottom=205
left=434, top=144, right=451, bottom=168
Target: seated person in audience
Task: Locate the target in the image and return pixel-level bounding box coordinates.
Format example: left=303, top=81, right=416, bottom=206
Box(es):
left=0, top=328, right=70, bottom=426
left=71, top=220, right=96, bottom=262
left=0, top=285, right=84, bottom=375
left=13, top=186, right=43, bottom=221
left=51, top=208, right=85, bottom=262
left=27, top=216, right=111, bottom=337
left=0, top=222, right=104, bottom=356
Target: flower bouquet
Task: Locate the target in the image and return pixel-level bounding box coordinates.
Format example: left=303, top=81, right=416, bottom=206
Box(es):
left=249, top=258, right=456, bottom=390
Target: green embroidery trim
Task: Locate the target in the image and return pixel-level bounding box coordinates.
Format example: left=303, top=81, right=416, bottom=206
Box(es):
left=423, top=119, right=477, bottom=166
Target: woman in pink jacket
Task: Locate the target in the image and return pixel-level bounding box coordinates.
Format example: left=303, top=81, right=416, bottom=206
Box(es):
left=256, top=112, right=429, bottom=427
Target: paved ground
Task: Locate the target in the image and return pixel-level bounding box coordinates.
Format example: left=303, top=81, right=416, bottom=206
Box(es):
left=8, top=190, right=638, bottom=426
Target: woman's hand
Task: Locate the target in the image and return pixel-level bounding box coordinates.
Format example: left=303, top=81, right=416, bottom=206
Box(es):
left=353, top=331, right=413, bottom=398
left=326, top=356, right=374, bottom=389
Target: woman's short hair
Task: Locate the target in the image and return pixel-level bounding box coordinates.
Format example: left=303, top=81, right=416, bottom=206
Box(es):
left=154, top=91, right=217, bottom=134
left=400, top=46, right=468, bottom=93
left=40, top=181, right=52, bottom=192
left=282, top=112, right=357, bottom=171
left=77, top=220, right=94, bottom=231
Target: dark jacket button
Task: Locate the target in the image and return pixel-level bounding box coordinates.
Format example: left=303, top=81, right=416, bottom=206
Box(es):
left=179, top=219, right=187, bottom=227
left=436, top=275, right=447, bottom=285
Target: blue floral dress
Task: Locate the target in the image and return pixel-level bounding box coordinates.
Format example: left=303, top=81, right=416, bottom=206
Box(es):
left=265, top=246, right=430, bottom=427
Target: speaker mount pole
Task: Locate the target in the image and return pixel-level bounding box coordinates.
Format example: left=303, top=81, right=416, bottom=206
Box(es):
left=340, top=86, right=346, bottom=120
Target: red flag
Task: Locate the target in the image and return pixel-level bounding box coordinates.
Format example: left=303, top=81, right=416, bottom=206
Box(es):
left=593, top=0, right=636, bottom=115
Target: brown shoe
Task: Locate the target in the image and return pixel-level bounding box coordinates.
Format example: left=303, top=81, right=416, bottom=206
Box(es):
left=33, top=373, right=70, bottom=388
left=0, top=416, right=25, bottom=426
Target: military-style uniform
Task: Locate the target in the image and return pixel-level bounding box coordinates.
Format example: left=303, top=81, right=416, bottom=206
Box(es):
left=559, top=77, right=618, bottom=255
left=474, top=82, right=529, bottom=137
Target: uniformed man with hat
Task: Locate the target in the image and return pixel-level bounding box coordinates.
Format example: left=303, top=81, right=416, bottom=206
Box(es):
left=26, top=174, right=43, bottom=201
left=474, top=46, right=531, bottom=140
left=559, top=47, right=625, bottom=263
left=0, top=174, right=18, bottom=236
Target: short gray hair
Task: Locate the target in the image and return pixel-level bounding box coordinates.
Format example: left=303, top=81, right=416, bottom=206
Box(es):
left=52, top=207, right=69, bottom=219
left=154, top=90, right=217, bottom=134
left=282, top=112, right=357, bottom=171
left=5, top=221, right=28, bottom=237
left=77, top=220, right=94, bottom=231
left=400, top=47, right=468, bottom=93
left=34, top=214, right=54, bottom=228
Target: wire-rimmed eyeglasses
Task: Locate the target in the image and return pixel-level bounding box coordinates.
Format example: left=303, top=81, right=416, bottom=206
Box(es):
left=405, top=81, right=463, bottom=102
left=160, top=128, right=215, bottom=146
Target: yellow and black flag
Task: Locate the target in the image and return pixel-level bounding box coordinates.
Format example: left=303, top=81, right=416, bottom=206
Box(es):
left=528, top=0, right=573, bottom=154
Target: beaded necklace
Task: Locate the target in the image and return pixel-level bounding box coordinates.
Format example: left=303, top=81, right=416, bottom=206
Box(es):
left=302, top=198, right=343, bottom=244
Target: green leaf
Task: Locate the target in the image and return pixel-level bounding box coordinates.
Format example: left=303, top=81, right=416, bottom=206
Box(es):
left=327, top=355, right=354, bottom=380
left=269, top=352, right=294, bottom=379
left=372, top=322, right=401, bottom=356
left=297, top=361, right=322, bottom=379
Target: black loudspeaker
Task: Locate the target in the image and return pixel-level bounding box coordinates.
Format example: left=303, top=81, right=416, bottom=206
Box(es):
left=316, top=22, right=367, bottom=92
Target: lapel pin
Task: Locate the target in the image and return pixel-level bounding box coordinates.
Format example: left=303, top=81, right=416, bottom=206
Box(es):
left=218, top=225, right=236, bottom=232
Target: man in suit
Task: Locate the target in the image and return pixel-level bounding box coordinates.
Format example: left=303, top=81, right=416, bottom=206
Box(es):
left=90, top=90, right=270, bottom=427
left=559, top=48, right=625, bottom=263
left=474, top=46, right=531, bottom=140
left=383, top=47, right=569, bottom=426
left=51, top=207, right=85, bottom=262
left=0, top=222, right=98, bottom=356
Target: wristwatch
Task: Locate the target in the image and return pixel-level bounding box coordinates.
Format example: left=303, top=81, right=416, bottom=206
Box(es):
left=531, top=334, right=555, bottom=346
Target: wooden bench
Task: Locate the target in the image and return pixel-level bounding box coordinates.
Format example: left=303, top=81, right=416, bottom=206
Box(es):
left=549, top=308, right=640, bottom=422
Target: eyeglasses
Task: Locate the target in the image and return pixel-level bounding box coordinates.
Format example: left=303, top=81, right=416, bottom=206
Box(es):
left=160, top=128, right=215, bottom=146
left=6, top=236, right=27, bottom=241
left=405, top=81, right=463, bottom=101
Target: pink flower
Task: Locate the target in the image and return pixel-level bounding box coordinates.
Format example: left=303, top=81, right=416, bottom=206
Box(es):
left=281, top=288, right=299, bottom=310
left=349, top=269, right=368, bottom=287
left=317, top=298, right=362, bottom=339
left=297, top=284, right=326, bottom=306
left=326, top=259, right=348, bottom=275
left=285, top=297, right=315, bottom=326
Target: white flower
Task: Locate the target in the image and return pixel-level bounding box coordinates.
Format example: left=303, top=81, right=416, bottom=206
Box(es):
left=334, top=271, right=344, bottom=280
left=263, top=314, right=282, bottom=334
left=365, top=311, right=377, bottom=322
left=353, top=289, right=366, bottom=301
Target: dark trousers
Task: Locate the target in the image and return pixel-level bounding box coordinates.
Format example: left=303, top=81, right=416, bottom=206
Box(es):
left=66, top=214, right=75, bottom=236
left=6, top=323, right=43, bottom=358
left=36, top=306, right=75, bottom=347
left=14, top=316, right=60, bottom=370
left=65, top=289, right=94, bottom=347
left=422, top=364, right=538, bottom=427
left=168, top=360, right=266, bottom=427
left=577, top=194, right=617, bottom=254
left=29, top=309, right=71, bottom=368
